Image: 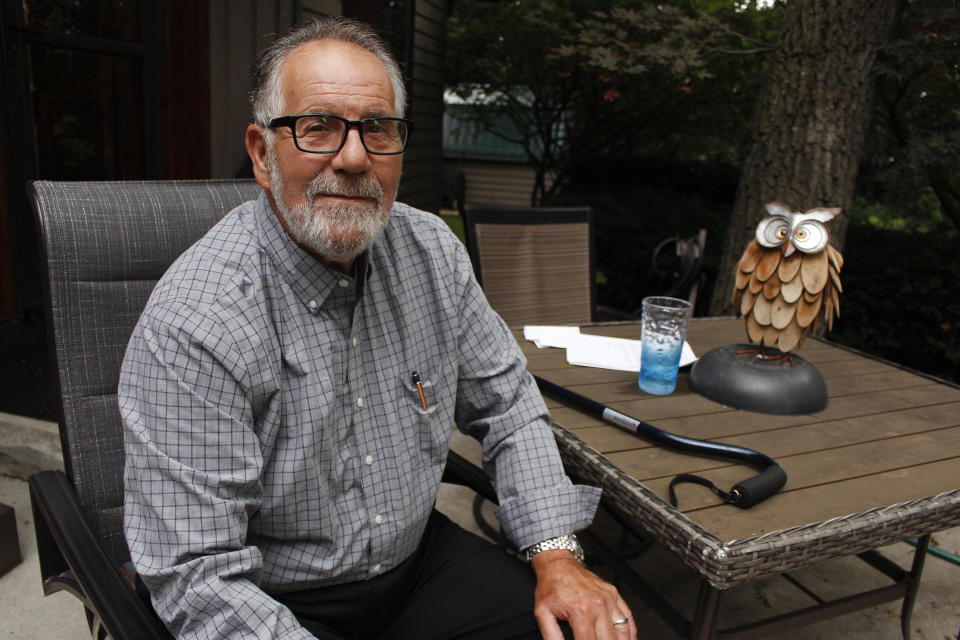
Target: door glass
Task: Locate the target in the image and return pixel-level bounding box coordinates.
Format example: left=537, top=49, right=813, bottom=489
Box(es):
left=28, top=44, right=144, bottom=179
left=23, top=0, right=140, bottom=42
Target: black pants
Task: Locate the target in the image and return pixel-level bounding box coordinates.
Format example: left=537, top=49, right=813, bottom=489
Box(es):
left=273, top=510, right=570, bottom=640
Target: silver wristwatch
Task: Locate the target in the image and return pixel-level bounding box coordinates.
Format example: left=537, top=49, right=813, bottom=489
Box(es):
left=523, top=534, right=584, bottom=563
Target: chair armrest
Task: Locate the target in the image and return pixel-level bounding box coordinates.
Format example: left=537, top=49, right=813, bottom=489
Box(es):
left=29, top=470, right=173, bottom=639
left=442, top=450, right=498, bottom=504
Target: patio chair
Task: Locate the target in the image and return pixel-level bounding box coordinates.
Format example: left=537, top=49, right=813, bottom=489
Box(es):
left=462, top=204, right=596, bottom=327
left=26, top=179, right=494, bottom=640
left=598, top=228, right=708, bottom=320
left=653, top=229, right=707, bottom=310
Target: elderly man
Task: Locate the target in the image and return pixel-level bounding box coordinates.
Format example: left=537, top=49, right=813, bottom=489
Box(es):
left=120, top=17, right=635, bottom=640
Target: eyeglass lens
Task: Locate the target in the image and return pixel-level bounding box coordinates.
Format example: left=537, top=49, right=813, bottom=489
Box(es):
left=294, top=116, right=408, bottom=153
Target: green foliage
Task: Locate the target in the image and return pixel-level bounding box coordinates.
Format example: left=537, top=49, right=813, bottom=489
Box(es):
left=785, top=0, right=960, bottom=382
left=439, top=212, right=465, bottom=243
left=445, top=0, right=781, bottom=203
left=859, top=0, right=960, bottom=233
left=552, top=4, right=724, bottom=81
left=445, top=0, right=593, bottom=202
left=825, top=222, right=960, bottom=385
left=849, top=193, right=945, bottom=233
left=446, top=0, right=959, bottom=383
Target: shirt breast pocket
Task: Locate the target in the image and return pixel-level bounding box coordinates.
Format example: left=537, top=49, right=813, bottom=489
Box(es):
left=401, top=360, right=452, bottom=462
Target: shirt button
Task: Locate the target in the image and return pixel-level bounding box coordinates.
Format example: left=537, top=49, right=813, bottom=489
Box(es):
left=352, top=336, right=359, bottom=348
left=356, top=397, right=364, bottom=408
left=372, top=563, right=382, bottom=574
left=307, top=299, right=318, bottom=310
left=338, top=278, right=349, bottom=288
left=364, top=455, right=374, bottom=466
left=374, top=514, right=384, bottom=525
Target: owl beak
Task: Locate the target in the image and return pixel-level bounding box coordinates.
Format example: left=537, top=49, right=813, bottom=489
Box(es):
left=781, top=240, right=796, bottom=257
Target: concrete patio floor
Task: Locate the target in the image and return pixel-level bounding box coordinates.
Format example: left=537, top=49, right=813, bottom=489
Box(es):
left=1, top=426, right=958, bottom=639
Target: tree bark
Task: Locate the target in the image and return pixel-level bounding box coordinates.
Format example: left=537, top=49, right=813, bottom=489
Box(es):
left=709, top=0, right=903, bottom=316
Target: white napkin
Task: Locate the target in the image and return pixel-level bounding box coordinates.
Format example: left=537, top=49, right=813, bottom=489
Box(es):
left=523, top=325, right=697, bottom=372
left=522, top=325, right=582, bottom=348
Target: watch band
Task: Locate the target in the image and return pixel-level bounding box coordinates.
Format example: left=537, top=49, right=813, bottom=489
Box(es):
left=523, top=534, right=584, bottom=563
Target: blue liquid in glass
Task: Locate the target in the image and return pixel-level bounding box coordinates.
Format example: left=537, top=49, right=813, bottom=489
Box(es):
left=638, top=341, right=683, bottom=395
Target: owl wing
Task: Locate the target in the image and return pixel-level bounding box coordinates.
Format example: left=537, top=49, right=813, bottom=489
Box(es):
left=733, top=239, right=764, bottom=316
left=734, top=239, right=785, bottom=347
left=822, top=244, right=844, bottom=331
left=733, top=240, right=844, bottom=352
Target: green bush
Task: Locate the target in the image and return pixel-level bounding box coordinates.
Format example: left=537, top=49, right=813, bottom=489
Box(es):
left=825, top=223, right=960, bottom=385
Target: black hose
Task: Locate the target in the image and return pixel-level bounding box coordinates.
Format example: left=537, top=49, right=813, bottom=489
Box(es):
left=534, top=375, right=787, bottom=509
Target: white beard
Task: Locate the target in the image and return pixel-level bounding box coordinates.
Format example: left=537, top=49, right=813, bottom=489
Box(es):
left=268, top=146, right=392, bottom=261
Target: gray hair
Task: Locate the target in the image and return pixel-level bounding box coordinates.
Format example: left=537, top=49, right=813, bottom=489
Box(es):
left=251, top=17, right=407, bottom=128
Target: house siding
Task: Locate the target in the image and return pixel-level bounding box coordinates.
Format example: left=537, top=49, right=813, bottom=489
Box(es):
left=208, top=1, right=298, bottom=179
left=399, top=0, right=446, bottom=213
left=207, top=0, right=446, bottom=215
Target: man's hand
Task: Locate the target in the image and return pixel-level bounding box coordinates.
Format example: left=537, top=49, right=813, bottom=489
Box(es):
left=531, top=550, right=637, bottom=640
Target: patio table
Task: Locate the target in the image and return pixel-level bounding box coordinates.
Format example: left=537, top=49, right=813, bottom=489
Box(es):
left=516, top=317, right=960, bottom=639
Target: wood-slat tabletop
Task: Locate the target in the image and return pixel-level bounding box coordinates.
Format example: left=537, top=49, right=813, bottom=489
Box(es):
left=516, top=317, right=960, bottom=543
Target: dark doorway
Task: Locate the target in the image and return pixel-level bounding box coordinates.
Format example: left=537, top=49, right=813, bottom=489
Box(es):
left=0, top=1, right=210, bottom=420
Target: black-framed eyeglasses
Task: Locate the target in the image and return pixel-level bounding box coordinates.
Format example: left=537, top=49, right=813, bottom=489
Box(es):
left=268, top=113, right=413, bottom=155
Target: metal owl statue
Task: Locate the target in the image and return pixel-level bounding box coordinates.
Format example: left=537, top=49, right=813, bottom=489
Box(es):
left=733, top=202, right=844, bottom=354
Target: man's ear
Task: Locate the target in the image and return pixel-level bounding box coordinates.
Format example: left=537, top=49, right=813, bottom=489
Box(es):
left=245, top=124, right=272, bottom=192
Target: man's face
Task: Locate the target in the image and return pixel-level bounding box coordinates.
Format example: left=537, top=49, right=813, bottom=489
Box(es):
left=249, top=39, right=403, bottom=266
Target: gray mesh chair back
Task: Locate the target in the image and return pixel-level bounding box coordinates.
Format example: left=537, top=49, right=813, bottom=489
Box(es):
left=462, top=204, right=596, bottom=327
left=29, top=179, right=261, bottom=566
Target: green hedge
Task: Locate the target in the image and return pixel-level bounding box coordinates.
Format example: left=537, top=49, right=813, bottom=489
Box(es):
left=825, top=223, right=960, bottom=385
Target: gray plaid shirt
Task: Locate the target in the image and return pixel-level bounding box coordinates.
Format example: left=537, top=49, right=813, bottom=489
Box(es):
left=120, top=192, right=600, bottom=639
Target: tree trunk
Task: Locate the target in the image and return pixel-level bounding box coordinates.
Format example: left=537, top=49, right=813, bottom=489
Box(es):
left=709, top=0, right=903, bottom=316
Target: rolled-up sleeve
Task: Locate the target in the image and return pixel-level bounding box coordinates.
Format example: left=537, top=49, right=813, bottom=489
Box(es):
left=450, top=245, right=601, bottom=551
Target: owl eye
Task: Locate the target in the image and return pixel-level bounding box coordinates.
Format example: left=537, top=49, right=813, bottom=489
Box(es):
left=792, top=220, right=829, bottom=253
left=756, top=215, right=791, bottom=248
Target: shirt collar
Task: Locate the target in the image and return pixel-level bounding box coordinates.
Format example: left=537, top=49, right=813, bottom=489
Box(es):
left=253, top=191, right=371, bottom=310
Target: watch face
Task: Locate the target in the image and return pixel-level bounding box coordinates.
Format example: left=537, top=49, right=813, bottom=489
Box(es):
left=571, top=539, right=585, bottom=563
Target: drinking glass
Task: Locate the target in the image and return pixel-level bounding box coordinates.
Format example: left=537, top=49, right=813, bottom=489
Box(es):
left=638, top=296, right=692, bottom=395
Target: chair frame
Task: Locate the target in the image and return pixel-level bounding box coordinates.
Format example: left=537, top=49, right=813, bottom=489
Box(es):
left=598, top=228, right=707, bottom=321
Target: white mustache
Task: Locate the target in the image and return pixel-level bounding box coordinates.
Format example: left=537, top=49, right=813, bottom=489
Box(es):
left=306, top=173, right=383, bottom=203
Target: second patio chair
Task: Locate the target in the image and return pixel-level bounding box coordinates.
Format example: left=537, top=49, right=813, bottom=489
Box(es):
left=461, top=204, right=596, bottom=327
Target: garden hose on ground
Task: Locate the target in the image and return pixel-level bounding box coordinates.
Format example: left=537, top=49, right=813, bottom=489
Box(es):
left=906, top=538, right=960, bottom=567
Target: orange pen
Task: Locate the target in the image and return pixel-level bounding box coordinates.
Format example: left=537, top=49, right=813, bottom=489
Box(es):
left=411, top=371, right=428, bottom=410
